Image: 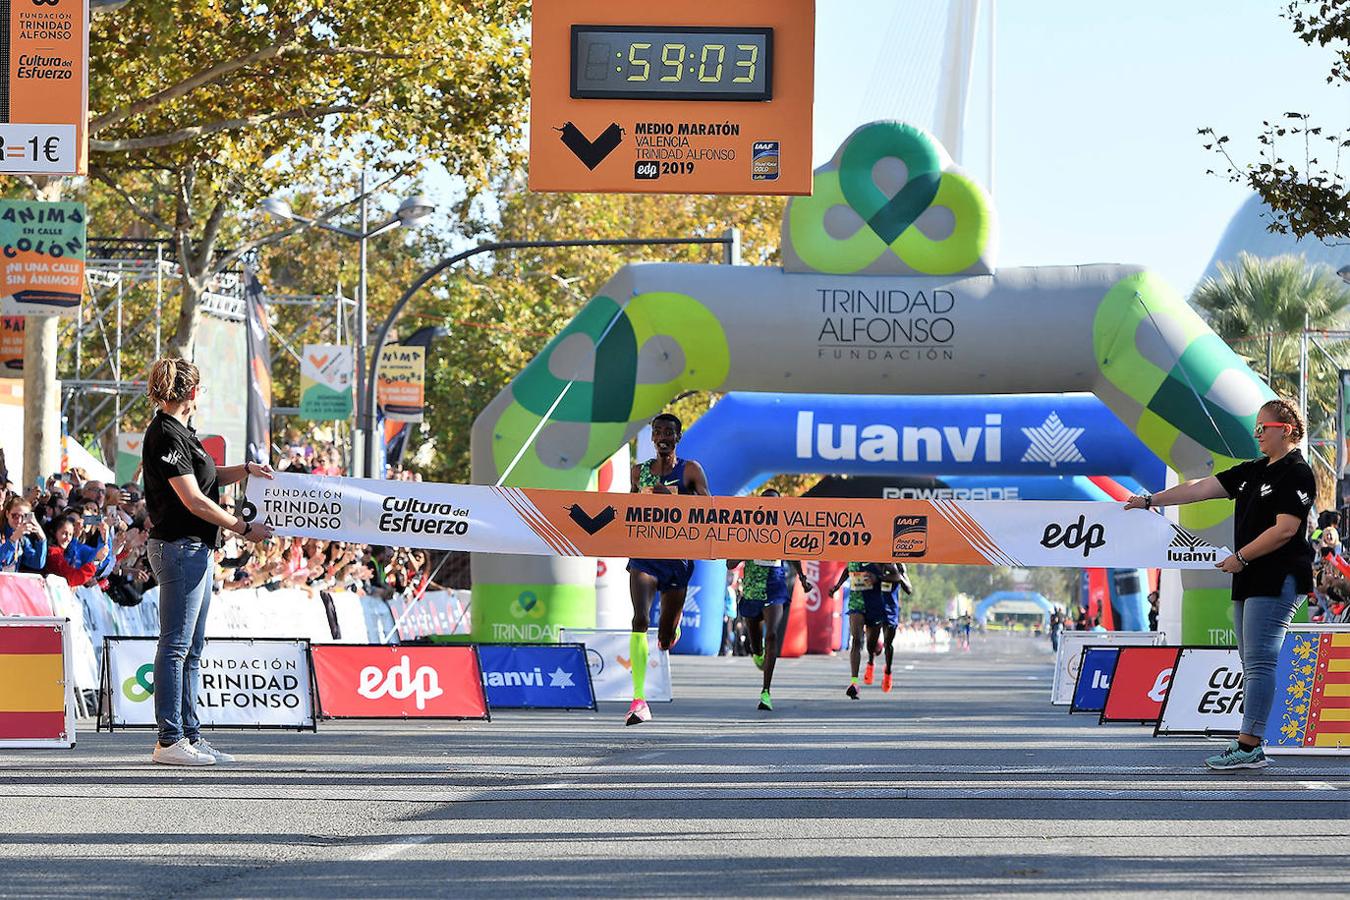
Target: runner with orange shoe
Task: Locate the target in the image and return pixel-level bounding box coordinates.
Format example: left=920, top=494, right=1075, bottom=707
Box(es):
left=829, top=561, right=912, bottom=697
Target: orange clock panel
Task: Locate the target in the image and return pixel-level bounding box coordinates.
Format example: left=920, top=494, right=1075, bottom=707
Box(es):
left=529, top=0, right=814, bottom=195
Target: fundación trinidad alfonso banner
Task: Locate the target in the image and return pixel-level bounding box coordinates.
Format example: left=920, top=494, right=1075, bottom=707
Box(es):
left=100, top=637, right=315, bottom=730
left=0, top=617, right=75, bottom=748
left=0, top=200, right=85, bottom=316
left=300, top=344, right=354, bottom=421
left=244, top=473, right=1232, bottom=569
left=0, top=0, right=89, bottom=177
left=310, top=644, right=488, bottom=720
left=376, top=345, right=424, bottom=423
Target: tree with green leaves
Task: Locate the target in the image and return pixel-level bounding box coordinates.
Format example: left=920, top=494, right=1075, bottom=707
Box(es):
left=1200, top=1, right=1349, bottom=240
left=21, top=0, right=531, bottom=484
left=1191, top=252, right=1350, bottom=495
left=414, top=184, right=788, bottom=483
left=87, top=0, right=530, bottom=355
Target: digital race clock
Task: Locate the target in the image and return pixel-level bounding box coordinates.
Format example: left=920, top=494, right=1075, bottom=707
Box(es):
left=570, top=25, right=773, bottom=101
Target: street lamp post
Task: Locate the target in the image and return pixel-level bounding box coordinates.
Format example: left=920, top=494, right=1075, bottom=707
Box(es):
left=261, top=178, right=435, bottom=475
left=361, top=230, right=740, bottom=478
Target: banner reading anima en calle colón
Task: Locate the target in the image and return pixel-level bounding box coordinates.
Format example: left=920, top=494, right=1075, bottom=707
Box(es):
left=245, top=473, right=1231, bottom=569
left=376, top=345, right=424, bottom=423
left=0, top=200, right=84, bottom=316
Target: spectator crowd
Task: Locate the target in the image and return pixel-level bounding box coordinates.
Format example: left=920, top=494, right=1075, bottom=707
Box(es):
left=0, top=435, right=458, bottom=613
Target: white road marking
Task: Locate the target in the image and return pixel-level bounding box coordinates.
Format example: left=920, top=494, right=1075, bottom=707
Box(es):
left=1299, top=780, right=1337, bottom=791
left=356, top=834, right=434, bottom=861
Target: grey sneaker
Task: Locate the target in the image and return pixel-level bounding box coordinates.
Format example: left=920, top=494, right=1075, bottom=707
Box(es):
left=1205, top=743, right=1268, bottom=771
left=152, top=738, right=216, bottom=767
left=191, top=738, right=235, bottom=763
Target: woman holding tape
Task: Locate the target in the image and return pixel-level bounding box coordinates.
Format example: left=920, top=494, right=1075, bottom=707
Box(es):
left=1125, top=398, right=1314, bottom=771
left=142, top=358, right=275, bottom=767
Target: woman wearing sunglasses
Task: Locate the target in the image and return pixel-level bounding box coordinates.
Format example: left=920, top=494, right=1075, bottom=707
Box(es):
left=1125, top=399, right=1314, bottom=771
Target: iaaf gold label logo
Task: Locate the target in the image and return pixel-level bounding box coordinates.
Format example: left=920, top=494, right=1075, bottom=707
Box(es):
left=892, top=515, right=928, bottom=558
left=243, top=486, right=344, bottom=530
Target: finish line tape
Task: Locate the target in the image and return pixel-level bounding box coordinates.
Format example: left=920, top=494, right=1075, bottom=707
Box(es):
left=245, top=473, right=1229, bottom=568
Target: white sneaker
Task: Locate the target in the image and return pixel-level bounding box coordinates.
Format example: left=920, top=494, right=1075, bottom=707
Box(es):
left=152, top=737, right=216, bottom=767
left=191, top=738, right=235, bottom=763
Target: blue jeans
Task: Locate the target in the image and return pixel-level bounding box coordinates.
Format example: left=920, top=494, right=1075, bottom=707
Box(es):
left=1233, top=575, right=1302, bottom=739
left=146, top=537, right=213, bottom=745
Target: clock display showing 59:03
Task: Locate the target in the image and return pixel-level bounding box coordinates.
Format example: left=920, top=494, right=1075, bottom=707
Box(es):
left=570, top=26, right=773, bottom=102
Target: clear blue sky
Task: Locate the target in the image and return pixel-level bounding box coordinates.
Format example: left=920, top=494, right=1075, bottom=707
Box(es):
left=814, top=0, right=1347, bottom=292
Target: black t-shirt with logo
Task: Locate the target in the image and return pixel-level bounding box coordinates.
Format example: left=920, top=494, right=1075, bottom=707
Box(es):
left=1214, top=449, right=1314, bottom=602
left=142, top=410, right=220, bottom=546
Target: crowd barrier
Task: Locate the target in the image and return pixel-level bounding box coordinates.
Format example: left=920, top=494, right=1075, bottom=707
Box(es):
left=0, top=572, right=422, bottom=693
left=1059, top=625, right=1350, bottom=755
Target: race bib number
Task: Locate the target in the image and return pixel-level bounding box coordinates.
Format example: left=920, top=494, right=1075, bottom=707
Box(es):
left=850, top=571, right=875, bottom=591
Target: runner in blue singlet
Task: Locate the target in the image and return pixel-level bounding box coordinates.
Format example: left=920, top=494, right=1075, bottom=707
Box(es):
left=829, top=561, right=911, bottom=698
left=624, top=413, right=709, bottom=726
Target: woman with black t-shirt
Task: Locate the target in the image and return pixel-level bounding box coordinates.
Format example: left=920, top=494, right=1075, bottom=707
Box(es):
left=1125, top=398, right=1313, bottom=771
left=142, top=358, right=274, bottom=767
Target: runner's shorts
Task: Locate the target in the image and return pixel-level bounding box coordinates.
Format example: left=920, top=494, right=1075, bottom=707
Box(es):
left=627, top=558, right=695, bottom=592
left=737, top=583, right=791, bottom=619
left=848, top=590, right=899, bottom=628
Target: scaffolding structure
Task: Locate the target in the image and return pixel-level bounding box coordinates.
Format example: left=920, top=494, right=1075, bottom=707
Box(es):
left=61, top=237, right=354, bottom=457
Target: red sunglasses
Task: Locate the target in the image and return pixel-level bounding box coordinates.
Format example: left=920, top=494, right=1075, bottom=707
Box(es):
left=1254, top=421, right=1294, bottom=437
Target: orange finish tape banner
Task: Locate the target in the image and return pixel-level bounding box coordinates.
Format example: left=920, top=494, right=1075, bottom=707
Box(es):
left=246, top=473, right=1231, bottom=569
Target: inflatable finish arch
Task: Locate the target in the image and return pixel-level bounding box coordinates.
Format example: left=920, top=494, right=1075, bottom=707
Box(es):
left=470, top=121, right=1273, bottom=645
left=975, top=591, right=1057, bottom=625
left=671, top=392, right=1160, bottom=651
left=675, top=392, right=1166, bottom=496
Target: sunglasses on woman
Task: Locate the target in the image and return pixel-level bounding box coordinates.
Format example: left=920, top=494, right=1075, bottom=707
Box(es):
left=1253, top=421, right=1294, bottom=437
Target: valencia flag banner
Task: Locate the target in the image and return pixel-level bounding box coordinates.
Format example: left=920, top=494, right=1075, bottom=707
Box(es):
left=245, top=473, right=1231, bottom=570
left=0, top=618, right=74, bottom=748
left=1270, top=627, right=1350, bottom=754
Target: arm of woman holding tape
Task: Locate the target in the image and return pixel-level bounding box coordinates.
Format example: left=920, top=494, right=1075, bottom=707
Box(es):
left=168, top=473, right=273, bottom=542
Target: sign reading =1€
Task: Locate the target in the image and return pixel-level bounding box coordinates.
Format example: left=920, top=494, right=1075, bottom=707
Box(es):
left=528, top=0, right=814, bottom=196
left=0, top=0, right=90, bottom=175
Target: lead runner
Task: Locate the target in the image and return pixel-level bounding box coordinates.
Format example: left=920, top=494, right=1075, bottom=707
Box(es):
left=624, top=413, right=710, bottom=726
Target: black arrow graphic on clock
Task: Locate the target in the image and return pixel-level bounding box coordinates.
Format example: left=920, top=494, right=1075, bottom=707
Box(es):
left=555, top=122, right=624, bottom=170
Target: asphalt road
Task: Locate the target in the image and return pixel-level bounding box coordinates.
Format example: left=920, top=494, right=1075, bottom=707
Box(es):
left=2, top=633, right=1347, bottom=898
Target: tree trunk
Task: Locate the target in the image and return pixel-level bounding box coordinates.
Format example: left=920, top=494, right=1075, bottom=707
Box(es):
left=22, top=315, right=60, bottom=487
left=23, top=177, right=66, bottom=487
left=166, top=268, right=202, bottom=359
